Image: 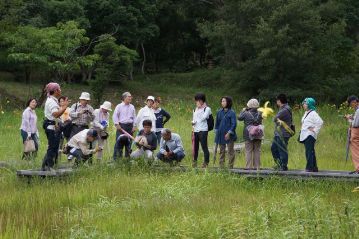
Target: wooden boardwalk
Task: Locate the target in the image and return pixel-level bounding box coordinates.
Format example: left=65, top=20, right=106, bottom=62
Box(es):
left=17, top=168, right=73, bottom=178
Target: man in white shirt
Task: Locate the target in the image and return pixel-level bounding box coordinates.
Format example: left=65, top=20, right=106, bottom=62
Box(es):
left=192, top=93, right=212, bottom=168
left=42, top=82, right=69, bottom=171
left=66, top=129, right=101, bottom=165
left=135, top=96, right=157, bottom=132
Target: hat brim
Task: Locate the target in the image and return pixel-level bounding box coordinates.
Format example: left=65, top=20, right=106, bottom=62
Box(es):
left=79, top=97, right=90, bottom=101
left=101, top=106, right=112, bottom=111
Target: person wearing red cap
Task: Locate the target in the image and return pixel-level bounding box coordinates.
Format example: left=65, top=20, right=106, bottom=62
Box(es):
left=41, top=82, right=69, bottom=171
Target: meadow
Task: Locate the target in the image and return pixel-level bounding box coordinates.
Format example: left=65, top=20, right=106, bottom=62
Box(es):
left=1, top=74, right=359, bottom=238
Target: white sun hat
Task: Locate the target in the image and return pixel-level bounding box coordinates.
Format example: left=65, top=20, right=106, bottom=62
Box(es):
left=79, top=92, right=91, bottom=101
left=146, top=96, right=155, bottom=102
left=100, top=101, right=112, bottom=111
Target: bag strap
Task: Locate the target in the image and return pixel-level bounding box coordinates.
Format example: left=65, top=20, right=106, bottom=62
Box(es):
left=303, top=110, right=313, bottom=121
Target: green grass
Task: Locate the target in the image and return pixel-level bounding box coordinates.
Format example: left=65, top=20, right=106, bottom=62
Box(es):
left=1, top=74, right=359, bottom=238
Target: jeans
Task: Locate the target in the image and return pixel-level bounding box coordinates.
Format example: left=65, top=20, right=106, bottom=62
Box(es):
left=193, top=131, right=210, bottom=164
left=271, top=136, right=289, bottom=169
left=157, top=151, right=185, bottom=162
left=69, top=148, right=91, bottom=165
left=113, top=123, right=133, bottom=160
left=155, top=131, right=162, bottom=144
left=304, top=136, right=318, bottom=171
left=42, top=129, right=61, bottom=169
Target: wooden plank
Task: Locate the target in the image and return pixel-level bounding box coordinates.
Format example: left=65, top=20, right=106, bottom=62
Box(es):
left=17, top=168, right=73, bottom=178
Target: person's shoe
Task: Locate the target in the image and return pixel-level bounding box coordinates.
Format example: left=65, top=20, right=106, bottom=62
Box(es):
left=349, top=171, right=359, bottom=175
left=279, top=166, right=288, bottom=171
left=273, top=165, right=281, bottom=170
left=305, top=168, right=319, bottom=173
left=67, top=155, right=74, bottom=161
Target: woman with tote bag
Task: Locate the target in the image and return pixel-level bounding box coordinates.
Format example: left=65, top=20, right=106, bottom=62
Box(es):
left=20, top=98, right=39, bottom=160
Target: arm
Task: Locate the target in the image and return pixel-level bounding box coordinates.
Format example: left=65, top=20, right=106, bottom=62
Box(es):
left=163, top=109, right=171, bottom=125
left=135, top=108, right=142, bottom=128
left=172, top=137, right=184, bottom=154
left=214, top=111, right=220, bottom=131
left=88, top=106, right=95, bottom=122
left=93, top=110, right=104, bottom=129
left=23, top=110, right=31, bottom=137
left=352, top=109, right=359, bottom=128
left=227, top=111, right=237, bottom=135
left=159, top=138, right=166, bottom=154
left=238, top=110, right=246, bottom=121
left=79, top=141, right=96, bottom=155
left=196, top=107, right=211, bottom=122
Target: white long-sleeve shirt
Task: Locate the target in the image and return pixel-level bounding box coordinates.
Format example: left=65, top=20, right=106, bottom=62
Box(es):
left=299, top=110, right=323, bottom=141
left=67, top=129, right=97, bottom=155
left=135, top=106, right=156, bottom=132
left=192, top=106, right=212, bottom=132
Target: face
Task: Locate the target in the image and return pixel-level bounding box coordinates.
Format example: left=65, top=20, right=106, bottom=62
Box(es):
left=276, top=99, right=282, bottom=107
left=196, top=100, right=204, bottom=108
left=221, top=98, right=227, bottom=108
left=80, top=99, right=88, bottom=106
left=124, top=95, right=132, bottom=104
left=153, top=101, right=160, bottom=109
left=29, top=99, right=37, bottom=109
left=350, top=101, right=358, bottom=109
left=101, top=108, right=108, bottom=113
left=303, top=103, right=308, bottom=111
left=162, top=133, right=171, bottom=141
left=143, top=125, right=152, bottom=134
left=54, top=89, right=62, bottom=98
left=147, top=100, right=154, bottom=108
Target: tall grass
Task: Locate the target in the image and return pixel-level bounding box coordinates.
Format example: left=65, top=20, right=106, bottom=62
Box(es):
left=1, top=77, right=358, bottom=238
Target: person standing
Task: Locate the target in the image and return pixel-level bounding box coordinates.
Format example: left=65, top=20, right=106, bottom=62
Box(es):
left=299, top=98, right=323, bottom=172
left=214, top=96, right=237, bottom=168
left=238, top=99, right=263, bottom=170
left=192, top=93, right=212, bottom=168
left=41, top=82, right=69, bottom=171
left=69, top=92, right=94, bottom=138
left=130, top=120, right=157, bottom=160
left=346, top=95, right=359, bottom=174
left=157, top=128, right=185, bottom=165
left=93, top=101, right=112, bottom=161
left=135, top=96, right=157, bottom=132
left=271, top=94, right=293, bottom=171
left=113, top=92, right=136, bottom=159
left=20, top=98, right=39, bottom=160
left=153, top=97, right=171, bottom=144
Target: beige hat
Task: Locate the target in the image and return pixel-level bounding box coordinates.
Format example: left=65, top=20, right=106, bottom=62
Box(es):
left=100, top=101, right=112, bottom=111
left=79, top=92, right=91, bottom=101
left=247, top=99, right=259, bottom=109
left=146, top=96, right=155, bottom=102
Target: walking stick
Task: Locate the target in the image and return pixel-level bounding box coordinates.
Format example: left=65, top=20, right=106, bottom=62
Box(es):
left=120, top=128, right=135, bottom=140
left=345, top=128, right=351, bottom=162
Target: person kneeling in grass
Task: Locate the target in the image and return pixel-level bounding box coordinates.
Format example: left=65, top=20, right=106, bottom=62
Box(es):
left=66, top=129, right=101, bottom=166
left=130, top=120, right=157, bottom=160
left=157, top=128, right=185, bottom=165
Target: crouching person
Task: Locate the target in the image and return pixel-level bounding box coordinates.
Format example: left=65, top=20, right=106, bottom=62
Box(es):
left=157, top=128, right=185, bottom=165
left=66, top=129, right=101, bottom=166
left=130, top=120, right=157, bottom=160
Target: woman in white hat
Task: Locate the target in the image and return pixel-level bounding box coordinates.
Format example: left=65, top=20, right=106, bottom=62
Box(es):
left=135, top=96, right=157, bottom=132
left=69, top=92, right=95, bottom=139
left=93, top=101, right=112, bottom=160
left=238, top=99, right=263, bottom=169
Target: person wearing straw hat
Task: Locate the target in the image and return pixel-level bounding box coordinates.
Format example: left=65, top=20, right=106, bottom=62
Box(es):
left=93, top=101, right=112, bottom=161
left=299, top=98, right=323, bottom=172
left=135, top=96, right=156, bottom=132
left=69, top=92, right=95, bottom=139
left=238, top=99, right=263, bottom=170
left=41, top=82, right=69, bottom=171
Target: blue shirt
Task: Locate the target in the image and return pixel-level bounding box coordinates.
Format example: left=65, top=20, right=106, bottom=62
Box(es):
left=214, top=108, right=237, bottom=144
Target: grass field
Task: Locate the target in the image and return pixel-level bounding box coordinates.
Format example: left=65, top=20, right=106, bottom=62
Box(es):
left=1, top=74, right=359, bottom=238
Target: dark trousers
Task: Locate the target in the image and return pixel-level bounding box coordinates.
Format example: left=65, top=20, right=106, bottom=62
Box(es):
left=193, top=131, right=210, bottom=164
left=155, top=131, right=161, bottom=144
left=157, top=151, right=185, bottom=163
left=304, top=136, right=318, bottom=171
left=113, top=123, right=133, bottom=160
left=21, top=129, right=39, bottom=160
left=42, top=129, right=61, bottom=169
left=271, top=136, right=289, bottom=169
left=69, top=148, right=91, bottom=165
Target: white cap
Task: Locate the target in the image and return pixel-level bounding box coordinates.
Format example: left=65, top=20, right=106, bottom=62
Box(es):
left=146, top=96, right=155, bottom=102
left=79, top=92, right=91, bottom=101
left=100, top=101, right=112, bottom=111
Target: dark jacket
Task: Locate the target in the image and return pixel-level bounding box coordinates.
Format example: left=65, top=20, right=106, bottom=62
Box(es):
left=154, top=108, right=171, bottom=131
left=137, top=130, right=157, bottom=151
left=214, top=108, right=237, bottom=145
left=274, top=104, right=293, bottom=138
left=238, top=109, right=263, bottom=141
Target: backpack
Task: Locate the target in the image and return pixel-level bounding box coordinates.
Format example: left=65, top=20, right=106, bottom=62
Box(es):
left=246, top=111, right=264, bottom=140
left=205, top=107, right=214, bottom=131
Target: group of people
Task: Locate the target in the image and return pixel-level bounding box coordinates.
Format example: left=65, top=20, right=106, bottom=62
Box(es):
left=19, top=82, right=359, bottom=174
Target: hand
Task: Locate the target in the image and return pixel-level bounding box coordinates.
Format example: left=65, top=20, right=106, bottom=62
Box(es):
left=191, top=121, right=196, bottom=126
left=225, top=133, right=230, bottom=141
left=164, top=151, right=169, bottom=158
left=61, top=98, right=70, bottom=108
left=168, top=151, right=174, bottom=156
left=116, top=125, right=122, bottom=131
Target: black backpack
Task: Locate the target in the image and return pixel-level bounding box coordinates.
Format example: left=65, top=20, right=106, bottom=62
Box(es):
left=205, top=107, right=214, bottom=131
